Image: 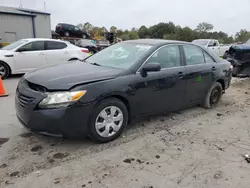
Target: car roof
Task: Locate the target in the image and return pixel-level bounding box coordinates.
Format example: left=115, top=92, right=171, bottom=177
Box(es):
left=124, top=39, right=190, bottom=46
left=22, top=38, right=66, bottom=42
left=231, top=44, right=250, bottom=50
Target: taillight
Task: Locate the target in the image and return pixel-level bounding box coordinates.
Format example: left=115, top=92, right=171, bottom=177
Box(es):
left=58, top=26, right=62, bottom=30
left=81, top=49, right=89, bottom=53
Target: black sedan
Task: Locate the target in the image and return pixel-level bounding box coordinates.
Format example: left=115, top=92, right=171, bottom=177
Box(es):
left=15, top=39, right=233, bottom=143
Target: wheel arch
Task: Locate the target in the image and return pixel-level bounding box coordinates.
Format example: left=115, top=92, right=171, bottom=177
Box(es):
left=0, top=60, right=12, bottom=75
left=68, top=58, right=79, bottom=61
left=97, top=94, right=131, bottom=121
left=216, top=79, right=225, bottom=90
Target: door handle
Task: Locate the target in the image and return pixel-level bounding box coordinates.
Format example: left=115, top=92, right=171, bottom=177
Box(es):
left=178, top=72, right=184, bottom=78
left=211, top=67, right=216, bottom=71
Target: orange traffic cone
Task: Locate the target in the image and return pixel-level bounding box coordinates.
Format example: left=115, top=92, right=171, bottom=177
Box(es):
left=0, top=77, right=8, bottom=97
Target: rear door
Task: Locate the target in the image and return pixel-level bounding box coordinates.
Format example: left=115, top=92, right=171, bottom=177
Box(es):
left=14, top=41, right=46, bottom=73
left=45, top=41, right=69, bottom=65
left=132, top=45, right=187, bottom=115
left=181, top=44, right=216, bottom=105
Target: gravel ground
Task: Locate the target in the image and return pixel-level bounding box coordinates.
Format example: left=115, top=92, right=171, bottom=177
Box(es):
left=1, top=77, right=250, bottom=188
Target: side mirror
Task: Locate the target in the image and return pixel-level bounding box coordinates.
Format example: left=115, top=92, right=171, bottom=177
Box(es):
left=142, top=63, right=161, bottom=72
left=140, top=63, right=161, bottom=77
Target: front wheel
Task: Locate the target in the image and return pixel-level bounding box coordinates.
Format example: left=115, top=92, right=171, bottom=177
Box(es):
left=88, top=98, right=128, bottom=143
left=202, top=82, right=223, bottom=109
left=0, top=62, right=10, bottom=79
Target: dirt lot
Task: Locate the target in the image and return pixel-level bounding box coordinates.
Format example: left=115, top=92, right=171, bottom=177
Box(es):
left=1, top=76, right=250, bottom=188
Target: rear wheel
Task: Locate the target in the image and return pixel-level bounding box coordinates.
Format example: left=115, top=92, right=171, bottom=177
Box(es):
left=88, top=98, right=128, bottom=143
left=0, top=62, right=10, bottom=79
left=64, top=31, right=70, bottom=37
left=202, top=82, right=223, bottom=109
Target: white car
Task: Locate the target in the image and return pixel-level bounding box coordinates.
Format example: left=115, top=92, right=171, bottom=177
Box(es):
left=0, top=38, right=89, bottom=79
left=192, top=39, right=230, bottom=57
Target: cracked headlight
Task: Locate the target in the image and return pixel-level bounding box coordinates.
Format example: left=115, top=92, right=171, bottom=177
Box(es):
left=38, top=90, right=87, bottom=109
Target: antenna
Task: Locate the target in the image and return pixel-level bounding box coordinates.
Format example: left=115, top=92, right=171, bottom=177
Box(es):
left=44, top=1, right=46, bottom=12
left=20, top=0, right=23, bottom=8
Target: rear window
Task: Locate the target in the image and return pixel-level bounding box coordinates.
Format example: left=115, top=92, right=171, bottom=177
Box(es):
left=46, top=41, right=67, bottom=50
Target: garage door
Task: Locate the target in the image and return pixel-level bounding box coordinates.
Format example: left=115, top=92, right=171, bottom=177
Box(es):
left=4, top=32, right=17, bottom=43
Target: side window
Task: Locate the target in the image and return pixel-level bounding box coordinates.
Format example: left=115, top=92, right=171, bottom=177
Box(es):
left=183, top=45, right=205, bottom=65
left=75, top=27, right=80, bottom=31
left=46, top=41, right=67, bottom=50
left=204, top=52, right=215, bottom=63
left=147, top=45, right=181, bottom=68
left=208, top=40, right=214, bottom=47
left=215, top=41, right=219, bottom=46
left=18, top=41, right=44, bottom=52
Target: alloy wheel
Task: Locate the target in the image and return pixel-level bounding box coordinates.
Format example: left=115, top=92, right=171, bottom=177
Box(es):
left=210, top=88, right=220, bottom=104
left=0, top=64, right=6, bottom=78
left=95, top=106, right=124, bottom=138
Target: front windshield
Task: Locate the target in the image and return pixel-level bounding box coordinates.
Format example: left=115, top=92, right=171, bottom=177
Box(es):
left=2, top=40, right=28, bottom=50
left=192, top=40, right=209, bottom=46
left=86, top=42, right=152, bottom=69
left=246, top=38, right=250, bottom=45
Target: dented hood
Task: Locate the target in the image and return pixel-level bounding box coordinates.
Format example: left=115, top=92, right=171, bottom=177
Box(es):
left=24, top=61, right=122, bottom=90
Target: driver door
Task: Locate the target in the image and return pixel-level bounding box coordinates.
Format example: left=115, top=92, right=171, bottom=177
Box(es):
left=131, top=45, right=186, bottom=115
left=14, top=41, right=46, bottom=73
left=208, top=40, right=220, bottom=56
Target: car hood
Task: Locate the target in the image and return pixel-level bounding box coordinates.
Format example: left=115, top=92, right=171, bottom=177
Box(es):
left=0, top=50, right=10, bottom=56
left=24, top=61, right=122, bottom=90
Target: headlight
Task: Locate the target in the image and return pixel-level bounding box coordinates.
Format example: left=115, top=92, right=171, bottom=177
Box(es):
left=38, top=90, right=86, bottom=108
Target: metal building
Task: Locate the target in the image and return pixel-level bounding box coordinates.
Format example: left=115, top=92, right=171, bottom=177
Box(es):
left=0, top=6, right=51, bottom=43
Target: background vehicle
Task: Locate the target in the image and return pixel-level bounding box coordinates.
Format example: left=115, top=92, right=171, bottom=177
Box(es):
left=15, top=39, right=232, bottom=143
left=75, top=39, right=98, bottom=54
left=0, top=38, right=89, bottom=79
left=224, top=42, right=250, bottom=77
left=192, top=39, right=230, bottom=57
left=55, top=23, right=89, bottom=38
left=96, top=40, right=111, bottom=51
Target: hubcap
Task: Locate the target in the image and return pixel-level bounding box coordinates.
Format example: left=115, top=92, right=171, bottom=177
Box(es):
left=95, top=106, right=124, bottom=138
left=0, top=65, right=6, bottom=77
left=210, top=88, right=220, bottom=104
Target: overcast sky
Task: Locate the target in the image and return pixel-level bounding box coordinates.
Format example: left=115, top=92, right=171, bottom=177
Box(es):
left=1, top=0, right=250, bottom=35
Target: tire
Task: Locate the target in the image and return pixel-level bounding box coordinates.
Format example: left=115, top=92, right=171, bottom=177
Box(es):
left=88, top=98, right=128, bottom=143
left=202, top=82, right=223, bottom=109
left=81, top=34, right=86, bottom=39
left=0, top=62, right=10, bottom=79
left=64, top=31, right=70, bottom=37
left=223, top=51, right=229, bottom=59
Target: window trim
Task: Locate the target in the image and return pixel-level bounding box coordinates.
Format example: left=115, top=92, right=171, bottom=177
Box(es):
left=45, top=41, right=68, bottom=50
left=136, top=44, right=184, bottom=73
left=16, top=41, right=45, bottom=52
left=203, top=51, right=216, bottom=63
left=181, top=44, right=207, bottom=66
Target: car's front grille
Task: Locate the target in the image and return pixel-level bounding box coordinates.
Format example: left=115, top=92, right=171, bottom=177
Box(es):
left=16, top=90, right=34, bottom=108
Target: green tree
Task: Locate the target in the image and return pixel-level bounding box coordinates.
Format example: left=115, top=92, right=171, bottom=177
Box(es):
left=121, top=33, right=130, bottom=41
left=128, top=31, right=139, bottom=40
left=110, top=26, right=117, bottom=32
left=138, top=25, right=148, bottom=38
left=83, top=22, right=93, bottom=33
left=195, top=22, right=214, bottom=33
left=235, top=29, right=250, bottom=43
